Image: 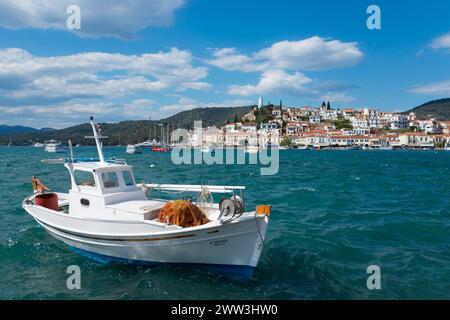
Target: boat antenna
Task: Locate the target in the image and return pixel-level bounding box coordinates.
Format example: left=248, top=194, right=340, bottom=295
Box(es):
left=86, top=116, right=108, bottom=163
left=69, top=140, right=74, bottom=161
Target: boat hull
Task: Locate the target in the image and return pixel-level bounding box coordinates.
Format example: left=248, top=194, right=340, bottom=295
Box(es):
left=25, top=205, right=268, bottom=277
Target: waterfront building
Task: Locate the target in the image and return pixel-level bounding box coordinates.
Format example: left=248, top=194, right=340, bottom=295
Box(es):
left=204, top=127, right=224, bottom=146
left=399, top=132, right=435, bottom=148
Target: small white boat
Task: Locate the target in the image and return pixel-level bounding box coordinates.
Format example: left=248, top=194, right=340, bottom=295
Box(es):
left=126, top=144, right=143, bottom=154
left=444, top=146, right=450, bottom=151
left=23, top=117, right=270, bottom=278
left=33, top=142, right=45, bottom=148
left=137, top=140, right=158, bottom=148
left=44, top=140, right=66, bottom=153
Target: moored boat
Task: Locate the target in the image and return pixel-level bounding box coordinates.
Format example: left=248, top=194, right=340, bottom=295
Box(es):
left=126, top=144, right=143, bottom=154
left=44, top=140, right=66, bottom=153
left=152, top=145, right=170, bottom=152
left=22, top=117, right=270, bottom=278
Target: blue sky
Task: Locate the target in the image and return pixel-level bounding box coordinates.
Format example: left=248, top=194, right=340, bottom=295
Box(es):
left=0, top=0, right=449, bottom=128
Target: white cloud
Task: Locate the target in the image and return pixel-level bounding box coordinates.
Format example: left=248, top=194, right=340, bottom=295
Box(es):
left=207, top=36, right=363, bottom=72
left=430, top=32, right=450, bottom=51
left=0, top=47, right=209, bottom=106
left=176, top=82, right=213, bottom=92
left=410, top=80, right=450, bottom=95
left=321, top=92, right=356, bottom=103
left=228, top=69, right=314, bottom=96
left=257, top=37, right=363, bottom=71
left=0, top=0, right=185, bottom=39
left=123, top=99, right=156, bottom=118
left=207, top=48, right=266, bottom=72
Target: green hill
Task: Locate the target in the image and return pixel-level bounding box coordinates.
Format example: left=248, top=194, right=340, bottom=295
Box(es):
left=403, top=98, right=450, bottom=120
left=1, top=106, right=254, bottom=146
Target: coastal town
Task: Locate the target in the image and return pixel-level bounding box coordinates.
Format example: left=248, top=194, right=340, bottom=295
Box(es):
left=186, top=97, right=450, bottom=150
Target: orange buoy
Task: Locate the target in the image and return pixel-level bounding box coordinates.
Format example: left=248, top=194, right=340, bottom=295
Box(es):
left=256, top=205, right=272, bottom=216
left=35, top=193, right=59, bottom=211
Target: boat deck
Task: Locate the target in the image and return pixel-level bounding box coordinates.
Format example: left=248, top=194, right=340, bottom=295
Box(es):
left=107, top=200, right=166, bottom=220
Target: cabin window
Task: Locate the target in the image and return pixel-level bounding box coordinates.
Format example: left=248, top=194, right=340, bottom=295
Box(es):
left=74, top=170, right=96, bottom=187
left=122, top=171, right=135, bottom=186
left=101, top=172, right=120, bottom=189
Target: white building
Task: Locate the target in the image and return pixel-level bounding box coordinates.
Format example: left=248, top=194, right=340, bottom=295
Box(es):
left=399, top=133, right=434, bottom=148
left=390, top=115, right=409, bottom=130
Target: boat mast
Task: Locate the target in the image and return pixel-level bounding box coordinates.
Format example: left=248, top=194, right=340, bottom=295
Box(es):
left=89, top=116, right=105, bottom=163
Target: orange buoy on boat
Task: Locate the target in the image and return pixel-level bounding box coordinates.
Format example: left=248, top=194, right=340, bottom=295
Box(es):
left=159, top=200, right=210, bottom=228
left=256, top=205, right=272, bottom=216
left=35, top=193, right=59, bottom=211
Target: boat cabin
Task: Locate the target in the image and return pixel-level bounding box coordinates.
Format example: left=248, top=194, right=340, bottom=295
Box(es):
left=64, top=161, right=149, bottom=219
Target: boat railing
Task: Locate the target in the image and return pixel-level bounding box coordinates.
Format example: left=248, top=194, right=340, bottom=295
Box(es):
left=138, top=184, right=245, bottom=194
left=41, top=157, right=127, bottom=165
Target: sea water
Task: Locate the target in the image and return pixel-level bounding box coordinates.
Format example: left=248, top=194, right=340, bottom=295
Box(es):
left=0, top=146, right=449, bottom=299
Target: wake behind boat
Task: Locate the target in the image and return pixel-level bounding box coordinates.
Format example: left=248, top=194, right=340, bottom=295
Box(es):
left=22, top=117, right=270, bottom=278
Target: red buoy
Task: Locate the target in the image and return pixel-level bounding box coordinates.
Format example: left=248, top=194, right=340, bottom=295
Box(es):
left=35, top=193, right=59, bottom=211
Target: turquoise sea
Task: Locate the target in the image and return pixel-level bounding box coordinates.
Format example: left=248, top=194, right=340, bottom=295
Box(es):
left=0, top=146, right=449, bottom=299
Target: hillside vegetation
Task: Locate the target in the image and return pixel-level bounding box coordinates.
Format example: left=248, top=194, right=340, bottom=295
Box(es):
left=403, top=98, right=450, bottom=120
left=1, top=106, right=253, bottom=146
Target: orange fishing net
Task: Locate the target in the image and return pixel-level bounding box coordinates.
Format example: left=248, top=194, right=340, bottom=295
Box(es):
left=158, top=200, right=210, bottom=228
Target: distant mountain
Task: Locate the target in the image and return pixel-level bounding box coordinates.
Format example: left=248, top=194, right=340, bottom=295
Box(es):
left=0, top=106, right=254, bottom=146
left=403, top=98, right=450, bottom=120
left=0, top=125, right=56, bottom=134
left=163, top=106, right=253, bottom=129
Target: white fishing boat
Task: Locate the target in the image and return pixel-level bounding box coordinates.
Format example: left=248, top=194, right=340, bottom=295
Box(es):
left=126, top=144, right=143, bottom=154
left=44, top=140, right=66, bottom=153
left=22, top=117, right=270, bottom=278
left=33, top=142, right=45, bottom=147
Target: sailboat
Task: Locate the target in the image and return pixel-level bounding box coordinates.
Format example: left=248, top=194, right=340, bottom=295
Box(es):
left=22, top=116, right=270, bottom=278
left=8, top=134, right=12, bottom=147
